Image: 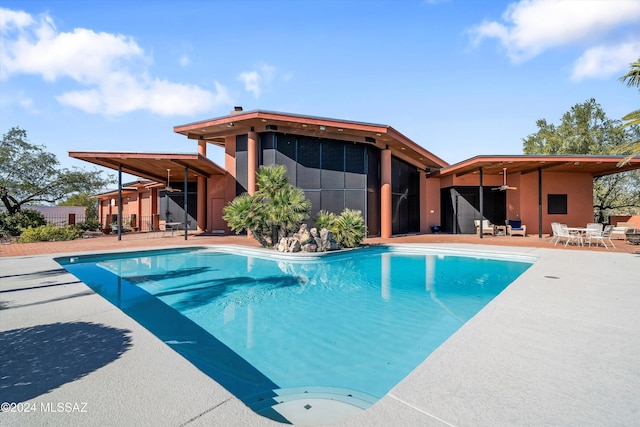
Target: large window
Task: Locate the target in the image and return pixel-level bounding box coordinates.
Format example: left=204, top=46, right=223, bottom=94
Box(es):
left=258, top=132, right=380, bottom=236
left=235, top=135, right=248, bottom=195
left=391, top=157, right=420, bottom=235
left=297, top=137, right=320, bottom=189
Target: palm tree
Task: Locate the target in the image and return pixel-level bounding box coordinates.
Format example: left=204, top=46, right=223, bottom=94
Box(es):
left=619, top=59, right=640, bottom=89
left=617, top=58, right=640, bottom=165
left=223, top=165, right=310, bottom=247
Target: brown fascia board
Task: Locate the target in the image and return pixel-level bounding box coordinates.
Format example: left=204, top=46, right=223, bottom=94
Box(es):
left=174, top=111, right=396, bottom=145
left=70, top=151, right=201, bottom=159
left=435, top=154, right=639, bottom=177
left=385, top=127, right=449, bottom=168
left=174, top=109, right=390, bottom=135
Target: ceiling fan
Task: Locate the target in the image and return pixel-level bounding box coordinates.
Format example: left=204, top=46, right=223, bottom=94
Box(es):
left=164, top=169, right=180, bottom=192
left=492, top=167, right=517, bottom=191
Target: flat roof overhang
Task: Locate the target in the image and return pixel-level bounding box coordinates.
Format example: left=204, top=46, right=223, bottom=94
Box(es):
left=68, top=152, right=226, bottom=183
left=173, top=109, right=449, bottom=171
left=93, top=180, right=154, bottom=198
left=435, top=155, right=640, bottom=178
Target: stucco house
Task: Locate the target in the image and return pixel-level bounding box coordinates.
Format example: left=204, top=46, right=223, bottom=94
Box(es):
left=70, top=108, right=640, bottom=239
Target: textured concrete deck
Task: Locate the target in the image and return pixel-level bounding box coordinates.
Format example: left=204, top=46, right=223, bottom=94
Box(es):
left=1, top=236, right=639, bottom=426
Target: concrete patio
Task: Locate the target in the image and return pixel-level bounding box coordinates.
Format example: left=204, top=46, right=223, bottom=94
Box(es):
left=1, top=235, right=639, bottom=426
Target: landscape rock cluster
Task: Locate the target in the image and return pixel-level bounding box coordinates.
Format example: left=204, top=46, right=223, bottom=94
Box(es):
left=276, top=224, right=339, bottom=253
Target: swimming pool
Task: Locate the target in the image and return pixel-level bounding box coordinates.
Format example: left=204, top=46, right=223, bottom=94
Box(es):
left=56, top=245, right=534, bottom=425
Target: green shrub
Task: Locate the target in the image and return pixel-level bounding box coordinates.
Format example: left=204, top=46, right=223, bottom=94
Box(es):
left=18, top=225, right=84, bottom=243
left=0, top=209, right=47, bottom=237
left=332, top=209, right=366, bottom=249
left=314, top=210, right=336, bottom=230
left=76, top=219, right=100, bottom=231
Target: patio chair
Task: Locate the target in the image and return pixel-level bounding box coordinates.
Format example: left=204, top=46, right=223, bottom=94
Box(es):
left=550, top=222, right=561, bottom=244
left=610, top=221, right=635, bottom=240
left=555, top=224, right=582, bottom=247
left=586, top=224, right=615, bottom=249
left=586, top=223, right=603, bottom=233
left=507, top=219, right=526, bottom=237
left=474, top=219, right=495, bottom=235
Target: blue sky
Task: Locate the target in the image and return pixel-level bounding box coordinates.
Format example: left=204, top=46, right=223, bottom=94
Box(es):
left=1, top=0, right=639, bottom=180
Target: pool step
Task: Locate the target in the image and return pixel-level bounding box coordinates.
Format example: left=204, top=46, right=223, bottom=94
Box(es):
left=244, top=386, right=378, bottom=425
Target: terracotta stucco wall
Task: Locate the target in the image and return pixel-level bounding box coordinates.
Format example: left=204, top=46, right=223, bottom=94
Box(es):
left=609, top=215, right=640, bottom=227
left=423, top=176, right=441, bottom=233
left=451, top=173, right=503, bottom=187
left=224, top=136, right=237, bottom=217
left=519, top=171, right=594, bottom=235
left=207, top=175, right=228, bottom=232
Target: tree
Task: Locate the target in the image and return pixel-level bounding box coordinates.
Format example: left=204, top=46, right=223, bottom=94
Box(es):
left=523, top=98, right=626, bottom=155
left=59, top=193, right=99, bottom=221
left=616, top=58, right=640, bottom=165
left=223, top=165, right=311, bottom=248
left=0, top=127, right=113, bottom=215
left=523, top=99, right=640, bottom=222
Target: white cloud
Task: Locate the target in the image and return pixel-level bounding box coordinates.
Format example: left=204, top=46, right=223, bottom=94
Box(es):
left=238, top=70, right=262, bottom=98
left=56, top=79, right=231, bottom=116
left=238, top=64, right=278, bottom=98
left=0, top=7, right=231, bottom=116
left=571, top=40, right=640, bottom=81
left=470, top=0, right=640, bottom=62
left=0, top=7, right=34, bottom=31
left=179, top=55, right=190, bottom=67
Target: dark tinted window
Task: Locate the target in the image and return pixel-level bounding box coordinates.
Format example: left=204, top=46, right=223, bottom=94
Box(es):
left=321, top=141, right=345, bottom=188
left=235, top=135, right=248, bottom=195
left=297, top=137, right=321, bottom=188
left=345, top=143, right=365, bottom=188
left=276, top=135, right=297, bottom=183
left=548, top=194, right=567, bottom=215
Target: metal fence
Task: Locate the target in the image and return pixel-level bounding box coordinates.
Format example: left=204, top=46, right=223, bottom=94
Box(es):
left=101, top=214, right=156, bottom=232
left=41, top=213, right=88, bottom=227
left=38, top=212, right=189, bottom=234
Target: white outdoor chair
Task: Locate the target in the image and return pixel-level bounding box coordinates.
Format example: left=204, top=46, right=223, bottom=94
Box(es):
left=507, top=219, right=526, bottom=237
left=586, top=223, right=603, bottom=233
left=586, top=224, right=615, bottom=249
left=550, top=222, right=561, bottom=245
left=555, top=224, right=582, bottom=246
left=474, top=219, right=495, bottom=235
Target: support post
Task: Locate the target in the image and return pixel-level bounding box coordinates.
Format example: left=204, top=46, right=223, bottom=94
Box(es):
left=184, top=166, right=189, bottom=240
left=197, top=139, right=207, bottom=232
left=117, top=164, right=122, bottom=241
left=479, top=167, right=484, bottom=239
left=380, top=148, right=392, bottom=238
left=538, top=167, right=543, bottom=238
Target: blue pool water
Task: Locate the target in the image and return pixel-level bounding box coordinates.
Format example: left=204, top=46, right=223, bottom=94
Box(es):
left=57, top=245, right=533, bottom=424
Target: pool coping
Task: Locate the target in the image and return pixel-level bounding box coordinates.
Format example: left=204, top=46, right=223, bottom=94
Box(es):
left=1, top=243, right=638, bottom=426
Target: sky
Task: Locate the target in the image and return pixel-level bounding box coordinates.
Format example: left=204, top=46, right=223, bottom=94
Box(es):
left=1, top=0, right=639, bottom=182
